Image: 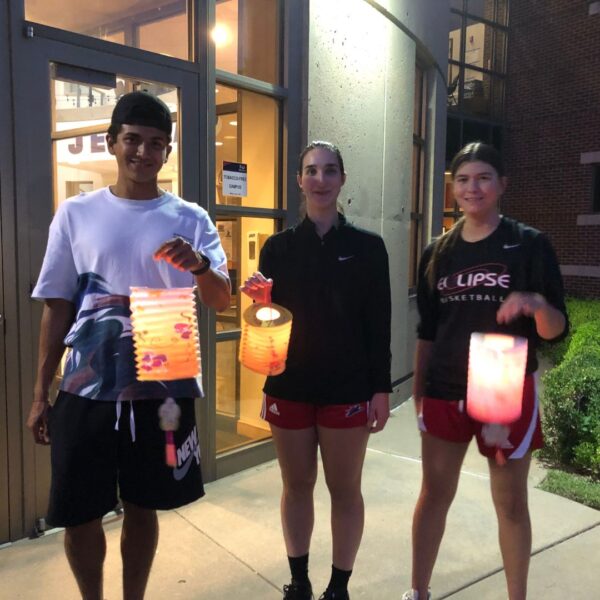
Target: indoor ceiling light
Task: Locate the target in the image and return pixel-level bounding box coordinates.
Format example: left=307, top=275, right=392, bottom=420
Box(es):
left=211, top=24, right=230, bottom=48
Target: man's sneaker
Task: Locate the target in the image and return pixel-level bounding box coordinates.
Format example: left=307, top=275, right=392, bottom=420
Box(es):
left=283, top=581, right=314, bottom=600
left=401, top=590, right=431, bottom=600
left=318, top=590, right=349, bottom=599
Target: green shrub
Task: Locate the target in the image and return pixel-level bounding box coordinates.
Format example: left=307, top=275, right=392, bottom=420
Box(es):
left=563, top=320, right=600, bottom=362
left=539, top=297, right=600, bottom=365
left=573, top=441, right=600, bottom=478
left=538, top=469, right=600, bottom=510
left=540, top=352, right=600, bottom=478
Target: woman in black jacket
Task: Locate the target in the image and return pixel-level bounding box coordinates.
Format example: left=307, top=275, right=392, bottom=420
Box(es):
left=242, top=141, right=392, bottom=600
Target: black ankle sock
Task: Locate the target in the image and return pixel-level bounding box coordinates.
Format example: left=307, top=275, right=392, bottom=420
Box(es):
left=288, top=553, right=310, bottom=585
left=327, top=564, right=352, bottom=592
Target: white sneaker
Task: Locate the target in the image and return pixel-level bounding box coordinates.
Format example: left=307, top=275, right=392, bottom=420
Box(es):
left=401, top=591, right=431, bottom=600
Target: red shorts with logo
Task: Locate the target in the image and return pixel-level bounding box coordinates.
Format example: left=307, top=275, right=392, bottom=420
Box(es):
left=418, top=374, right=544, bottom=461
left=261, top=395, right=369, bottom=429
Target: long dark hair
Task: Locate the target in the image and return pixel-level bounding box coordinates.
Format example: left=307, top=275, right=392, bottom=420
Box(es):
left=426, top=142, right=505, bottom=288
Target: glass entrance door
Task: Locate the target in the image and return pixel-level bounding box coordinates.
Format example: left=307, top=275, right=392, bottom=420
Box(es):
left=48, top=68, right=181, bottom=394
left=51, top=72, right=180, bottom=211
left=10, top=32, right=201, bottom=537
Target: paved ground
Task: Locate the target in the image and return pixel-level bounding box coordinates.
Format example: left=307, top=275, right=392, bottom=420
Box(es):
left=1, top=401, right=599, bottom=599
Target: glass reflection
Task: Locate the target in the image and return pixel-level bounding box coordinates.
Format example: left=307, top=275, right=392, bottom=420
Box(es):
left=26, top=0, right=188, bottom=60
left=449, top=12, right=462, bottom=62
left=52, top=74, right=179, bottom=208
left=215, top=85, right=279, bottom=209
left=215, top=0, right=280, bottom=84
left=463, top=68, right=488, bottom=116
left=466, top=0, right=495, bottom=21
left=216, top=338, right=272, bottom=454
left=216, top=217, right=275, bottom=329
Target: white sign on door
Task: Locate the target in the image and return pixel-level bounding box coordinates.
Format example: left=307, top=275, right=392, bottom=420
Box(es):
left=222, top=161, right=247, bottom=197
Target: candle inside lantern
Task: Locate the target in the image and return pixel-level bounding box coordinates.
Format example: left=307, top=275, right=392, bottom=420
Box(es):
left=239, top=302, right=293, bottom=376
left=466, top=333, right=528, bottom=424
left=130, top=287, right=201, bottom=381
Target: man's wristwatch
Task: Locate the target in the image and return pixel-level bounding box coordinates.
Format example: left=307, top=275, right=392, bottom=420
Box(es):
left=191, top=251, right=211, bottom=276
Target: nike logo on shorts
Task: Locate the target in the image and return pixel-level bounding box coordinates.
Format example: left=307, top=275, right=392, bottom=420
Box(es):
left=503, top=243, right=520, bottom=249
left=338, top=255, right=354, bottom=261
left=173, top=454, right=194, bottom=481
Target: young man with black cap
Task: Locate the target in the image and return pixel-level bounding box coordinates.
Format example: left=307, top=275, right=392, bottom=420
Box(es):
left=26, top=91, right=231, bottom=600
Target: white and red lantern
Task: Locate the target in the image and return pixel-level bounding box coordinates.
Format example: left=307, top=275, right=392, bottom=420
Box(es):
left=239, top=303, right=293, bottom=376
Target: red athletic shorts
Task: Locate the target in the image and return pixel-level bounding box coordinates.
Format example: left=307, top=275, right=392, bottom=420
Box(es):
left=418, top=374, right=544, bottom=461
left=261, top=395, right=369, bottom=429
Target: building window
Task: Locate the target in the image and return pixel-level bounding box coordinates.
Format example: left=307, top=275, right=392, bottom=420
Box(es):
left=210, top=1, right=283, bottom=453
left=25, top=0, right=282, bottom=77
left=448, top=1, right=508, bottom=118
left=215, top=0, right=281, bottom=85
left=51, top=74, right=178, bottom=210
left=26, top=1, right=190, bottom=60
left=593, top=165, right=600, bottom=212
left=443, top=172, right=462, bottom=232
left=409, top=65, right=427, bottom=290
left=214, top=82, right=281, bottom=451
left=446, top=0, right=508, bottom=164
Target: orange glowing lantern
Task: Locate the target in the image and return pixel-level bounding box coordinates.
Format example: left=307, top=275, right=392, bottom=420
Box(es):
left=239, top=303, right=293, bottom=376
left=130, top=287, right=201, bottom=381
left=466, top=333, right=528, bottom=424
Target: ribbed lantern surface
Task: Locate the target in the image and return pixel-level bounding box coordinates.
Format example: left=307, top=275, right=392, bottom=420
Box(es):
left=239, top=303, right=293, bottom=376
left=130, top=287, right=201, bottom=381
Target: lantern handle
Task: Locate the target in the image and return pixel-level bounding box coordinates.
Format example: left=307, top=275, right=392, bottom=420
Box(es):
left=239, top=271, right=273, bottom=305
left=263, top=285, right=272, bottom=305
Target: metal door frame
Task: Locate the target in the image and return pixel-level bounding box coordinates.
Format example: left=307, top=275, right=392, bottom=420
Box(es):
left=7, top=12, right=207, bottom=540
left=0, top=0, right=19, bottom=545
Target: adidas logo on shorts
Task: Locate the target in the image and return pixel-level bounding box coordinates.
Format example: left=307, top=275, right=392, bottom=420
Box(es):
left=269, top=402, right=281, bottom=416
left=345, top=404, right=364, bottom=418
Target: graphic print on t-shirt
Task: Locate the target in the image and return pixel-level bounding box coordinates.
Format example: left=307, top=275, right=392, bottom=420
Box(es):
left=437, top=262, right=510, bottom=305
left=62, top=272, right=199, bottom=401
left=63, top=272, right=131, bottom=399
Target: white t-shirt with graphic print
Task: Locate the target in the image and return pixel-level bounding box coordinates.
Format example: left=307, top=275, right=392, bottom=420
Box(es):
left=32, top=186, right=228, bottom=401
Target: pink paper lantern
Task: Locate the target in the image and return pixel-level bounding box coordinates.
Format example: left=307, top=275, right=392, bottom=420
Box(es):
left=466, top=333, right=528, bottom=424
left=130, top=287, right=201, bottom=381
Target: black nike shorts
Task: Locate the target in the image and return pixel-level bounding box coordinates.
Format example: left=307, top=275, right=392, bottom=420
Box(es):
left=47, top=391, right=205, bottom=528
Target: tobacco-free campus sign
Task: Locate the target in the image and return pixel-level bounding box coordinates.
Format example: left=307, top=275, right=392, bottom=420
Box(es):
left=222, top=161, right=247, bottom=197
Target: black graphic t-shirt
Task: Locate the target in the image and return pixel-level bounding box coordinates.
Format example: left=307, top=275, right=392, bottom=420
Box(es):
left=416, top=217, right=567, bottom=401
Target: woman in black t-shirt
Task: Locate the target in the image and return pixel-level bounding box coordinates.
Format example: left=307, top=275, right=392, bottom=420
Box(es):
left=241, top=141, right=392, bottom=600
left=402, top=142, right=567, bottom=600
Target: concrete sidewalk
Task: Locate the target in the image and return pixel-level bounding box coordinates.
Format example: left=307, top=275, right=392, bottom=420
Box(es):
left=1, top=401, right=599, bottom=599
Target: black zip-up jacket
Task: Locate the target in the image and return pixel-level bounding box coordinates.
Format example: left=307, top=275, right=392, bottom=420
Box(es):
left=259, top=214, right=392, bottom=405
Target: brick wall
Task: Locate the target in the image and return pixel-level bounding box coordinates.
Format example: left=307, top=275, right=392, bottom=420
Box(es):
left=501, top=0, right=600, bottom=298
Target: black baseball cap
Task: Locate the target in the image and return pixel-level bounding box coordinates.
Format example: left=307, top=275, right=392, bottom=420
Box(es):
left=110, top=91, right=172, bottom=136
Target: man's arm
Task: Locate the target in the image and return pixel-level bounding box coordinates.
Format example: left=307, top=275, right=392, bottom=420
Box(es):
left=153, top=237, right=231, bottom=312
left=193, top=266, right=231, bottom=312
left=496, top=292, right=566, bottom=340
left=26, top=298, right=75, bottom=444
